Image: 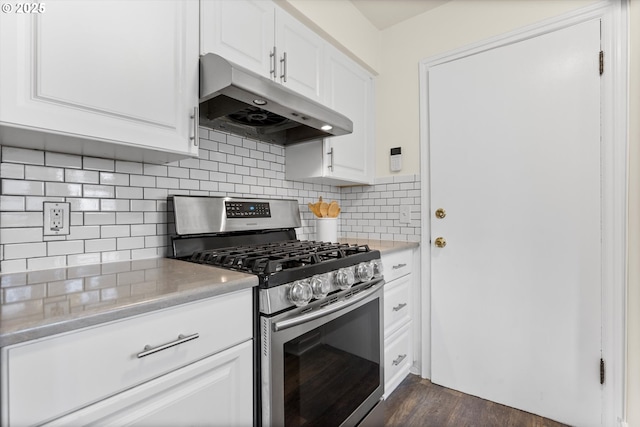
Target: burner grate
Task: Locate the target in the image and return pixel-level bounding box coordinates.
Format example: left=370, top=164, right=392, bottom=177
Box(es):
left=188, top=240, right=372, bottom=275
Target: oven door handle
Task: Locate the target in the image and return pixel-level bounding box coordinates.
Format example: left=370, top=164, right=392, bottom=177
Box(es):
left=273, top=280, right=384, bottom=332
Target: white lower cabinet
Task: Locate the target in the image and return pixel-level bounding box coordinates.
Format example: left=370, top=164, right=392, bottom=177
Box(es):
left=44, top=341, right=253, bottom=427
left=0, top=289, right=253, bottom=426
left=382, top=248, right=414, bottom=398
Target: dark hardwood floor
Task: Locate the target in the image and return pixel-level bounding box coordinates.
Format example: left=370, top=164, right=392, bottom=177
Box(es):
left=381, top=374, right=569, bottom=427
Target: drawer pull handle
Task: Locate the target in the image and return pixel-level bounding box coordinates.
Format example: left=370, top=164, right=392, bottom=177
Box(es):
left=393, top=302, right=407, bottom=312
left=392, top=263, right=407, bottom=270
left=392, top=354, right=407, bottom=366
left=137, top=333, right=200, bottom=359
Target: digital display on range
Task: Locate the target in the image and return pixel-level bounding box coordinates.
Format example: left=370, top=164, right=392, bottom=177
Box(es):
left=225, top=201, right=271, bottom=218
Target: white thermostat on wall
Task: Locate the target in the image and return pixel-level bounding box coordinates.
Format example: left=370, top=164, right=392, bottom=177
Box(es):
left=390, top=147, right=402, bottom=172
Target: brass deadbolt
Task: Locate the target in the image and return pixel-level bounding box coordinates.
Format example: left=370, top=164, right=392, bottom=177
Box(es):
left=434, top=237, right=447, bottom=248
left=435, top=208, right=446, bottom=219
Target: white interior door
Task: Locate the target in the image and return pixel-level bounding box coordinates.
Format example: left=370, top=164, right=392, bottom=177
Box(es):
left=429, top=19, right=602, bottom=426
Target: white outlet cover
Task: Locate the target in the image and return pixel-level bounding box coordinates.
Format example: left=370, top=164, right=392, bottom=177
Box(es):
left=44, top=202, right=71, bottom=235
left=399, top=205, right=411, bottom=224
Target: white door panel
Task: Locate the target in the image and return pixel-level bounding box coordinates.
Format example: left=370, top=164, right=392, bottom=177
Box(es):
left=429, top=19, right=601, bottom=426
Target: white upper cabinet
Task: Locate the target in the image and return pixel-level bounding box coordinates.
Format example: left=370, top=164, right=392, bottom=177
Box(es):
left=286, top=47, right=375, bottom=186
left=323, top=46, right=375, bottom=184
left=201, top=0, right=324, bottom=101
left=200, top=0, right=275, bottom=78
left=274, top=8, right=324, bottom=101
left=0, top=0, right=199, bottom=163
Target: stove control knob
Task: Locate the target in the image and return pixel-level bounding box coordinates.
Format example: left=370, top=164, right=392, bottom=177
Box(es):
left=356, top=262, right=374, bottom=282
left=372, top=259, right=384, bottom=278
left=310, top=275, right=331, bottom=299
left=289, top=279, right=313, bottom=307
left=336, top=268, right=355, bottom=290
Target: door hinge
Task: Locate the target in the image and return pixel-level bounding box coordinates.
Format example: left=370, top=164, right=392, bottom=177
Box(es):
left=599, top=51, right=604, bottom=75
left=600, top=358, right=605, bottom=384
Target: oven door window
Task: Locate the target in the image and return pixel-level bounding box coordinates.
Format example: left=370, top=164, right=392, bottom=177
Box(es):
left=282, top=298, right=380, bottom=427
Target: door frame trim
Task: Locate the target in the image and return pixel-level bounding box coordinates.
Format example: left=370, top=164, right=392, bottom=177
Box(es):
left=418, top=1, right=628, bottom=425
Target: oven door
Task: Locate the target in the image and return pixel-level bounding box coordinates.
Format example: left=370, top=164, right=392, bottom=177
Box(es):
left=261, top=280, right=384, bottom=427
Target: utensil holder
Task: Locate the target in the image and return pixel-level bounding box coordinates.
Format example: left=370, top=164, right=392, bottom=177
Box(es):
left=316, top=218, right=338, bottom=242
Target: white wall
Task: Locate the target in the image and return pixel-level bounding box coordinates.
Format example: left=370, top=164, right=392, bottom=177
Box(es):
left=627, top=1, right=639, bottom=425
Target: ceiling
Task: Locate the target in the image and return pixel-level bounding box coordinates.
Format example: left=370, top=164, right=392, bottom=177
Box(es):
left=350, top=0, right=451, bottom=30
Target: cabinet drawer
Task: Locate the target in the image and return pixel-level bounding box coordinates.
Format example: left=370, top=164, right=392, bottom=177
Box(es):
left=381, top=249, right=413, bottom=282
left=384, top=322, right=412, bottom=399
left=4, top=289, right=252, bottom=426
left=384, top=274, right=412, bottom=336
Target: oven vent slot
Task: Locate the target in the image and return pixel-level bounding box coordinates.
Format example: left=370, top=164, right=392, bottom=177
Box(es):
left=320, top=295, right=340, bottom=308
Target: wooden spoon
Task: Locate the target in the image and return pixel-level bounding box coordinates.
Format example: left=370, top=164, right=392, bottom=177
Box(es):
left=319, top=202, right=329, bottom=217
left=327, top=201, right=340, bottom=218
left=308, top=202, right=320, bottom=217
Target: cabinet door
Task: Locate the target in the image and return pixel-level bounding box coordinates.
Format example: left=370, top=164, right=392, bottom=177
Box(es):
left=201, top=0, right=275, bottom=78
left=324, top=48, right=374, bottom=184
left=44, top=340, right=254, bottom=427
left=275, top=7, right=324, bottom=101
left=0, top=0, right=199, bottom=161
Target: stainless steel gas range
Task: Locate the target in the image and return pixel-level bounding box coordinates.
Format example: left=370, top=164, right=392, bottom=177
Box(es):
left=171, top=196, right=385, bottom=427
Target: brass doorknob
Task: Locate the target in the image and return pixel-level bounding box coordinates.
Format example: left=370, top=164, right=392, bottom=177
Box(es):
left=434, top=237, right=447, bottom=248
left=435, top=208, right=446, bottom=219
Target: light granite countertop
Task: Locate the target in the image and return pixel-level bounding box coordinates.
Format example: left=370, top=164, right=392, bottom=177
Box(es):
left=0, top=240, right=418, bottom=347
left=339, top=238, right=419, bottom=255
left=0, top=258, right=257, bottom=347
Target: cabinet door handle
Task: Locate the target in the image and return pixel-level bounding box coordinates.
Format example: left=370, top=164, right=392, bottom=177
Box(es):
left=190, top=107, right=199, bottom=147
left=270, top=46, right=277, bottom=79
left=280, top=51, right=287, bottom=82
left=393, top=302, right=407, bottom=312
left=392, top=263, right=407, bottom=270
left=327, top=147, right=334, bottom=172
left=136, top=333, right=199, bottom=358
left=392, top=354, right=407, bottom=366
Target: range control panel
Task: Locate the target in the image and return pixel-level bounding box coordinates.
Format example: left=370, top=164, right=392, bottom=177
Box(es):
left=225, top=201, right=271, bottom=218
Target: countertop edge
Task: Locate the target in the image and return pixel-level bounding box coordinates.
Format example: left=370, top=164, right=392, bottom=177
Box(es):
left=0, top=275, right=257, bottom=348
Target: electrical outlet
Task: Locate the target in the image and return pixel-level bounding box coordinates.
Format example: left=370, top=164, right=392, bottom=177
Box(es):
left=44, top=202, right=70, bottom=236
left=399, top=205, right=411, bottom=225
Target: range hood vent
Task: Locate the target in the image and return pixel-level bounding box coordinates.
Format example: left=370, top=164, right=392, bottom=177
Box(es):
left=199, top=53, right=353, bottom=145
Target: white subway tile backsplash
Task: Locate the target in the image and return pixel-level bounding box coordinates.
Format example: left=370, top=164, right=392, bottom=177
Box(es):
left=47, top=240, right=84, bottom=256
left=1, top=212, right=43, bottom=228
left=1, top=129, right=419, bottom=273
left=46, top=182, right=82, bottom=197
left=28, top=256, right=66, bottom=271
left=66, top=169, right=99, bottom=184
left=25, top=165, right=64, bottom=182
left=4, top=242, right=47, bottom=259
left=69, top=198, right=100, bottom=211
left=143, top=164, right=168, bottom=177
left=101, top=225, right=130, bottom=238
left=116, top=186, right=143, bottom=199
left=2, top=147, right=44, bottom=165
left=116, top=236, right=145, bottom=250
left=85, top=238, right=117, bottom=253
left=1, top=163, right=25, bottom=179
left=46, top=152, right=82, bottom=169
left=1, top=228, right=43, bottom=244
left=100, top=199, right=129, bottom=212
left=83, top=157, right=114, bottom=172
left=85, top=212, right=116, bottom=225
left=1, top=195, right=25, bottom=211
left=3, top=179, right=45, bottom=196
left=83, top=185, right=115, bottom=198
left=100, top=172, right=130, bottom=186
left=115, top=160, right=143, bottom=175
left=116, top=212, right=144, bottom=224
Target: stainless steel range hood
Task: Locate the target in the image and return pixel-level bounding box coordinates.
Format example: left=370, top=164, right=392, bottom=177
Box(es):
left=199, top=53, right=353, bottom=145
